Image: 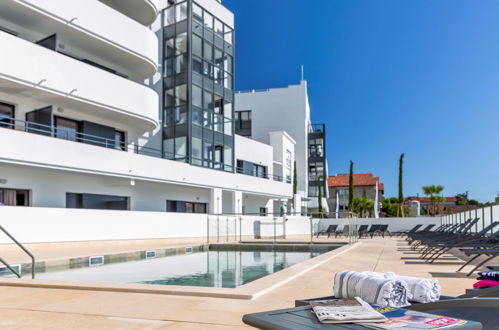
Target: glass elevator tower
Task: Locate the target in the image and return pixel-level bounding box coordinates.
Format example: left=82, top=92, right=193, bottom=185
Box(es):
left=162, top=0, right=235, bottom=172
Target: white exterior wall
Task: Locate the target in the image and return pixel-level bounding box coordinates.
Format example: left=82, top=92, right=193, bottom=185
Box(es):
left=0, top=31, right=159, bottom=131
left=235, top=135, right=275, bottom=177
left=0, top=163, right=212, bottom=210
left=269, top=131, right=296, bottom=182
left=0, top=0, right=158, bottom=80
left=0, top=129, right=292, bottom=199
left=235, top=81, right=311, bottom=198
left=0, top=0, right=294, bottom=221
left=0, top=205, right=442, bottom=244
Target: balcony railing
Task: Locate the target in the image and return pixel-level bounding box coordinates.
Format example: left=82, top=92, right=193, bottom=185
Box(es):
left=1, top=118, right=289, bottom=183
left=309, top=123, right=325, bottom=134
left=236, top=167, right=291, bottom=184
left=0, top=117, right=174, bottom=158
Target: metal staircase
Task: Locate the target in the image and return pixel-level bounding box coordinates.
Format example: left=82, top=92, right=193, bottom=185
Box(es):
left=0, top=225, right=35, bottom=279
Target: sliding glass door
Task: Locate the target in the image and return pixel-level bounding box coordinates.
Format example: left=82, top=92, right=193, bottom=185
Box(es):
left=0, top=102, right=14, bottom=129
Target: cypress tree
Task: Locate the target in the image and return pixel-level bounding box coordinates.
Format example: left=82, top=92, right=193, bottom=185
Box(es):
left=398, top=153, right=405, bottom=217
left=293, top=160, right=298, bottom=195
left=348, top=160, right=354, bottom=211
left=317, top=176, right=323, bottom=218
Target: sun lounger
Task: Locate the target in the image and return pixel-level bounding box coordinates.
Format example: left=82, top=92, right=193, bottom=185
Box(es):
left=422, top=222, right=499, bottom=264
left=335, top=225, right=350, bottom=238
left=366, top=224, right=381, bottom=238
left=316, top=225, right=338, bottom=238
left=395, top=224, right=422, bottom=237
left=458, top=244, right=499, bottom=276
left=357, top=225, right=369, bottom=238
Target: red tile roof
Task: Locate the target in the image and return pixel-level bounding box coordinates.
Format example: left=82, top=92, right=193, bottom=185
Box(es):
left=327, top=173, right=384, bottom=191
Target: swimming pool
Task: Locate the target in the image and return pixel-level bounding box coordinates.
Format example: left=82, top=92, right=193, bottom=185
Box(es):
left=37, top=244, right=340, bottom=288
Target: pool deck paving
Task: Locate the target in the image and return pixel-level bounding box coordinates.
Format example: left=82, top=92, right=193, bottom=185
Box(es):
left=0, top=236, right=479, bottom=329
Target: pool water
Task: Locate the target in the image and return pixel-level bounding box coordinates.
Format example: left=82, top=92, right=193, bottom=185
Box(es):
left=37, top=245, right=338, bottom=288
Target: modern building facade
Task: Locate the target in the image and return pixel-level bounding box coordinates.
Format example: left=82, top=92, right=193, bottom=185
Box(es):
left=327, top=173, right=384, bottom=215
left=0, top=0, right=294, bottom=216
left=235, top=81, right=329, bottom=215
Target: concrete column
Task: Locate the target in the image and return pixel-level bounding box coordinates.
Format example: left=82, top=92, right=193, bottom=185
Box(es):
left=266, top=199, right=274, bottom=216
left=210, top=188, right=223, bottom=214
left=231, top=190, right=243, bottom=215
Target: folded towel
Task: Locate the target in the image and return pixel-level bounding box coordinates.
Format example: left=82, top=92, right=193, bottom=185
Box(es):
left=361, top=272, right=440, bottom=303
left=477, top=270, right=499, bottom=281
left=473, top=279, right=499, bottom=289
left=391, top=275, right=440, bottom=303
left=334, top=270, right=410, bottom=307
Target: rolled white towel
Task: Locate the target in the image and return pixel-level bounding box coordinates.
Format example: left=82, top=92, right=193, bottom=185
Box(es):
left=359, top=272, right=440, bottom=303
left=334, top=270, right=411, bottom=307
left=393, top=275, right=440, bottom=303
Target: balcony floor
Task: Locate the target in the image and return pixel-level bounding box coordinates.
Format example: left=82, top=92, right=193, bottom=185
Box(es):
left=0, top=237, right=478, bottom=329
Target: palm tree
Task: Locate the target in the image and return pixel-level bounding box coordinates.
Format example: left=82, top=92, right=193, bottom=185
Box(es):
left=422, top=185, right=445, bottom=215
left=352, top=197, right=374, bottom=218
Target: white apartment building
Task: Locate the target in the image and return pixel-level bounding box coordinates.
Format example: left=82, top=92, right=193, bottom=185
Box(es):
left=0, top=0, right=295, bottom=217
left=235, top=81, right=329, bottom=215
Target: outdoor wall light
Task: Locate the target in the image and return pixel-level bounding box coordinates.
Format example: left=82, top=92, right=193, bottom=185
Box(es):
left=35, top=79, right=46, bottom=86
left=130, top=179, right=135, bottom=186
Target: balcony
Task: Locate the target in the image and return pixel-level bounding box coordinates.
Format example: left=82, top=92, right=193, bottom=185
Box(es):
left=0, top=31, right=159, bottom=131
left=236, top=167, right=291, bottom=184
left=0, top=126, right=292, bottom=198
left=0, top=0, right=158, bottom=79
left=99, top=0, right=159, bottom=26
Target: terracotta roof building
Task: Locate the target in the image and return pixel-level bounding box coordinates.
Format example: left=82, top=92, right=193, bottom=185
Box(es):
left=327, top=173, right=384, bottom=216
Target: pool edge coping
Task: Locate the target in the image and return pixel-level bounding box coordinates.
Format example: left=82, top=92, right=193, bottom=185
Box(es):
left=0, top=242, right=361, bottom=300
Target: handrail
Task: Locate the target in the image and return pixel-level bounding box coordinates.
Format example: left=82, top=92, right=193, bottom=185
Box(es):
left=0, top=257, right=21, bottom=278
left=0, top=225, right=35, bottom=279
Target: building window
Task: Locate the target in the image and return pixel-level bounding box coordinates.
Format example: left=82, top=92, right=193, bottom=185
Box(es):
left=237, top=159, right=267, bottom=179
left=309, top=137, right=324, bottom=158
left=167, top=200, right=207, bottom=214
left=162, top=2, right=234, bottom=171
left=0, top=189, right=30, bottom=206
left=66, top=193, right=129, bottom=210
left=55, top=117, right=80, bottom=141
left=114, top=130, right=126, bottom=151
left=285, top=150, right=292, bottom=181
left=235, top=110, right=252, bottom=137
left=308, top=163, right=322, bottom=181
left=0, top=102, right=14, bottom=129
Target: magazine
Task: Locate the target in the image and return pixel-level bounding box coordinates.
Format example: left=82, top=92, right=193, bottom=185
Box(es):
left=310, top=297, right=387, bottom=324
left=359, top=305, right=467, bottom=329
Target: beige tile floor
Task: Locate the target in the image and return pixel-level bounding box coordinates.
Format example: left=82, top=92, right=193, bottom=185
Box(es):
left=0, top=237, right=478, bottom=329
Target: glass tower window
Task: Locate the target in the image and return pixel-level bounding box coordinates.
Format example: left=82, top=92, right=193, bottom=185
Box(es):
left=162, top=1, right=235, bottom=171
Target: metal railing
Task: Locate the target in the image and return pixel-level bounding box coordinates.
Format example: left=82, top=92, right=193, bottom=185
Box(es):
left=205, top=212, right=360, bottom=245
left=441, top=203, right=498, bottom=235
left=206, top=214, right=238, bottom=243
left=235, top=167, right=292, bottom=183
left=0, top=225, right=35, bottom=279
left=2, top=119, right=290, bottom=183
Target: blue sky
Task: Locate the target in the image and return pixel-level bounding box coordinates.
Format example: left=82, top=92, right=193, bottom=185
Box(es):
left=223, top=0, right=499, bottom=203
